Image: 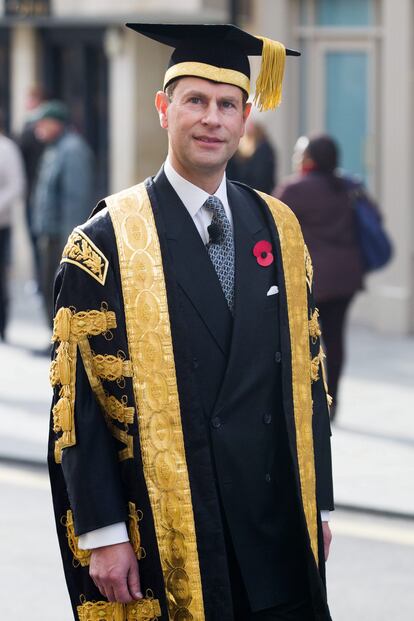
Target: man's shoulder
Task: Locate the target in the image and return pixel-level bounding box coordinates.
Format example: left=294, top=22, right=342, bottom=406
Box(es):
left=229, top=179, right=297, bottom=219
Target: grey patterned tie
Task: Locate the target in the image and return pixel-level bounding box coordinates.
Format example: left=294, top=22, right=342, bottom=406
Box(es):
left=205, top=195, right=235, bottom=313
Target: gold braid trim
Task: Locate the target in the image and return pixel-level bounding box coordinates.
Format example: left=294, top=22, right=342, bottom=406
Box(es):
left=51, top=306, right=118, bottom=463
left=258, top=192, right=318, bottom=564
left=78, top=337, right=134, bottom=460
left=310, top=354, right=320, bottom=383
left=304, top=244, right=313, bottom=293
left=61, top=228, right=109, bottom=286
left=61, top=510, right=91, bottom=567
left=128, top=502, right=146, bottom=560
left=107, top=184, right=205, bottom=620
left=106, top=395, right=135, bottom=425
left=92, top=354, right=133, bottom=381
left=77, top=593, right=161, bottom=621
left=309, top=308, right=321, bottom=343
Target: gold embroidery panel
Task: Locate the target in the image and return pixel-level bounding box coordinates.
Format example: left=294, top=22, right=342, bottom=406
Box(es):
left=61, top=229, right=109, bottom=285
left=108, top=184, right=205, bottom=620
left=77, top=594, right=161, bottom=621
left=258, top=192, right=318, bottom=563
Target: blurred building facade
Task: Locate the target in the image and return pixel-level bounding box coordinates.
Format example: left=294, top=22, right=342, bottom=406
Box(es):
left=1, top=0, right=413, bottom=335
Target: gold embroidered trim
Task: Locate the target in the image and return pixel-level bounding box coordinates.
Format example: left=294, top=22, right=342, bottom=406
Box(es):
left=52, top=308, right=117, bottom=343
left=77, top=593, right=161, bottom=620
left=164, top=61, right=250, bottom=94
left=92, top=354, right=133, bottom=381
left=61, top=510, right=92, bottom=567
left=51, top=306, right=117, bottom=463
left=107, top=184, right=205, bottom=620
left=77, top=337, right=135, bottom=461
left=258, top=192, right=318, bottom=563
left=309, top=308, right=321, bottom=344
left=304, top=244, right=313, bottom=293
left=61, top=229, right=109, bottom=286
left=105, top=395, right=135, bottom=425
left=310, top=355, right=320, bottom=383
left=128, top=502, right=146, bottom=560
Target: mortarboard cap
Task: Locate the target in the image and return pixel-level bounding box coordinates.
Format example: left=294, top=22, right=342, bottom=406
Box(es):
left=126, top=23, right=300, bottom=111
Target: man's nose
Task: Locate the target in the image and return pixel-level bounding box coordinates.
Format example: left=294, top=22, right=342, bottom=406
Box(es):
left=201, top=102, right=220, bottom=125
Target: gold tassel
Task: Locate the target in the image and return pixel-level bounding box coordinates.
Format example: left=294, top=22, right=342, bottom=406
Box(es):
left=52, top=397, right=72, bottom=433
left=253, top=37, right=286, bottom=111
left=56, top=341, right=72, bottom=385
left=52, top=307, right=72, bottom=342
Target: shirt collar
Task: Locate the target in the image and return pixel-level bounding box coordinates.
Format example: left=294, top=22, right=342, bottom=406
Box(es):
left=164, top=157, right=228, bottom=218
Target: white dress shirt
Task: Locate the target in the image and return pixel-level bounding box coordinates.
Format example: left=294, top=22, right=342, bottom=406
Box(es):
left=164, top=157, right=232, bottom=242
left=78, top=160, right=329, bottom=551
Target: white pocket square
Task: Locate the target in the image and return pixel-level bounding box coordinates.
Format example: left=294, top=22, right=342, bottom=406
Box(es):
left=267, top=285, right=279, bottom=296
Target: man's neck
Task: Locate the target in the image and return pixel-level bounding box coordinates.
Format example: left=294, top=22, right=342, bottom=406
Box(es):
left=168, top=154, right=225, bottom=195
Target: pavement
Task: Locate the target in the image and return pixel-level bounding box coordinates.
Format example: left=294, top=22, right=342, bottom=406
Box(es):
left=1, top=281, right=413, bottom=518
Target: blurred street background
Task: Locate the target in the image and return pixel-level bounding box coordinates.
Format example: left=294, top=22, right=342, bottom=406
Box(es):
left=1, top=0, right=414, bottom=620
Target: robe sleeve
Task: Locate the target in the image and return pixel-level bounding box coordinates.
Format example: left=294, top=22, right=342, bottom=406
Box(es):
left=49, top=219, right=130, bottom=536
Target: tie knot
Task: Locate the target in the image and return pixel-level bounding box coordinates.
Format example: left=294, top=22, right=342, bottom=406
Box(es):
left=205, top=195, right=225, bottom=215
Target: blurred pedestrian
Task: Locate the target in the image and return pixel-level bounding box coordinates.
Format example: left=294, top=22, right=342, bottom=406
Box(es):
left=227, top=116, right=277, bottom=194
left=18, top=85, right=46, bottom=291
left=31, top=100, right=94, bottom=326
left=0, top=122, right=25, bottom=340
left=275, top=134, right=365, bottom=422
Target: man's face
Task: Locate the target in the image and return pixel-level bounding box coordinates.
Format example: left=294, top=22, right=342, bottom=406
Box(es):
left=156, top=77, right=251, bottom=178
left=35, top=118, right=64, bottom=143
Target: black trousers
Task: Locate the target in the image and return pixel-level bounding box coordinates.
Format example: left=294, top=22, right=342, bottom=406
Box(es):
left=226, top=525, right=314, bottom=621
left=0, top=227, right=11, bottom=339
left=317, top=295, right=354, bottom=407
left=37, top=234, right=63, bottom=328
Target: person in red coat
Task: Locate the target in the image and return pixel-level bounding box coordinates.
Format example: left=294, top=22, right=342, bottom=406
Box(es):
left=275, top=135, right=365, bottom=422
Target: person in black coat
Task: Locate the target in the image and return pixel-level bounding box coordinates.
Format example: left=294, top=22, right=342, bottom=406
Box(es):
left=276, top=135, right=365, bottom=421
left=227, top=117, right=277, bottom=194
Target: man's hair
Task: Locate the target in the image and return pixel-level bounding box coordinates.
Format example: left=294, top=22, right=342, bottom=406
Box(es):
left=165, top=78, right=249, bottom=108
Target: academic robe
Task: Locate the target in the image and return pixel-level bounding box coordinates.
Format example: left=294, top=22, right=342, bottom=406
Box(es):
left=48, top=169, right=334, bottom=621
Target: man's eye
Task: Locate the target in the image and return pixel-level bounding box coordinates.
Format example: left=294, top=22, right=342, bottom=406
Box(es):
left=189, top=97, right=202, bottom=104
left=222, top=101, right=235, bottom=109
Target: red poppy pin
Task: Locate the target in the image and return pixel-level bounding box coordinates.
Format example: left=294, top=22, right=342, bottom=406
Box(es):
left=253, top=240, right=274, bottom=267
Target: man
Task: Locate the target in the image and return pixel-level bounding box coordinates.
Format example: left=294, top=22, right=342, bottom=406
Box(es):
left=49, top=24, right=334, bottom=621
left=31, top=100, right=94, bottom=326
left=18, top=85, right=46, bottom=291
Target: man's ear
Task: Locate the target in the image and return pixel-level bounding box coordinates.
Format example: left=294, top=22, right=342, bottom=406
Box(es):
left=155, top=91, right=169, bottom=129
left=241, top=102, right=252, bottom=136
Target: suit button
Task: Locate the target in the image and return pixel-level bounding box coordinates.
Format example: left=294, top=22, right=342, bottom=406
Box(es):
left=211, top=416, right=221, bottom=429
left=263, top=413, right=272, bottom=425
left=192, top=357, right=199, bottom=369
left=265, top=473, right=271, bottom=483
left=274, top=351, right=282, bottom=363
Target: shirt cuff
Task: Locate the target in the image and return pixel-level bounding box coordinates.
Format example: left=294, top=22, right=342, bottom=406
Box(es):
left=320, top=510, right=330, bottom=522
left=78, top=522, right=129, bottom=550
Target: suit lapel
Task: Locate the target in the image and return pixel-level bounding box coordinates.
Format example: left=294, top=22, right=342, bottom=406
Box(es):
left=213, top=182, right=273, bottom=413
left=150, top=169, right=232, bottom=355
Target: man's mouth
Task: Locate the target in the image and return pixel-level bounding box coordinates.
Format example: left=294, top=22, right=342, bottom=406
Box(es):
left=194, top=136, right=224, bottom=144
